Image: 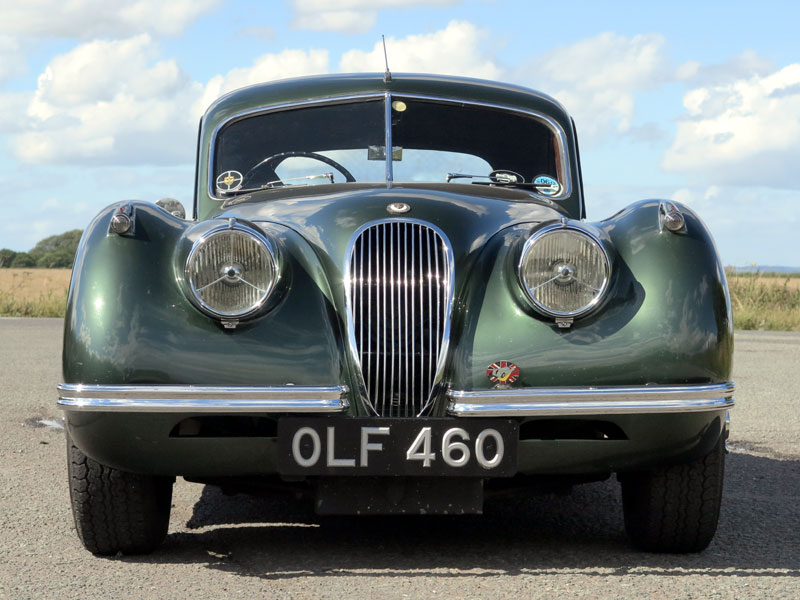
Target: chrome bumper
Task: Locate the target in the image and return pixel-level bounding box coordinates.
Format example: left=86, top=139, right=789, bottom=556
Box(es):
left=59, top=382, right=734, bottom=417
left=447, top=382, right=735, bottom=417
left=57, top=384, right=349, bottom=413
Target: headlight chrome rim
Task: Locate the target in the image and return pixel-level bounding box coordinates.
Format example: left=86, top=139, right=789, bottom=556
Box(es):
left=518, top=221, right=611, bottom=318
left=185, top=221, right=278, bottom=319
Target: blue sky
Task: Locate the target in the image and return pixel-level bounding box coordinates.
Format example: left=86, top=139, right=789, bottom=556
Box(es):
left=1, top=0, right=798, bottom=266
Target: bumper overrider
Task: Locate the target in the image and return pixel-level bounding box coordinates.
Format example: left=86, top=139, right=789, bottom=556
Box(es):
left=58, top=382, right=734, bottom=415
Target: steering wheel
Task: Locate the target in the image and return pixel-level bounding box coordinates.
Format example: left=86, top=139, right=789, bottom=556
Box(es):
left=242, top=151, right=356, bottom=187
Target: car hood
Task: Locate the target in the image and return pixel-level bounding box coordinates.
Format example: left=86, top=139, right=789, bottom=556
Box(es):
left=214, top=183, right=566, bottom=268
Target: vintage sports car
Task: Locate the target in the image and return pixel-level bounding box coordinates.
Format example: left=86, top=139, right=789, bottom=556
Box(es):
left=59, top=73, right=734, bottom=555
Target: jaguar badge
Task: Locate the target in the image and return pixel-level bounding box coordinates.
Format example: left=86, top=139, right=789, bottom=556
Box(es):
left=387, top=202, right=411, bottom=214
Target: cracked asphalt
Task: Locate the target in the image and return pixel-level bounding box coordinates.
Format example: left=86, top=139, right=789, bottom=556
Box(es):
left=1, top=319, right=797, bottom=599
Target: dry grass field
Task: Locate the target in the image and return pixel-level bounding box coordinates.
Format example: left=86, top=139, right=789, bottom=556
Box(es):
left=1, top=268, right=798, bottom=330
left=0, top=269, right=71, bottom=317
left=727, top=272, right=800, bottom=331
left=729, top=273, right=800, bottom=289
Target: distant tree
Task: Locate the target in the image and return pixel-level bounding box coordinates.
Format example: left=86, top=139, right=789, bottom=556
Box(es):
left=29, top=229, right=82, bottom=259
left=10, top=252, right=36, bottom=268
left=28, top=229, right=82, bottom=268
left=36, top=248, right=75, bottom=268
left=0, top=248, right=17, bottom=268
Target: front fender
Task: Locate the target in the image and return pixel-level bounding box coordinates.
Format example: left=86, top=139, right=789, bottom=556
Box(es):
left=63, top=201, right=347, bottom=389
left=448, top=200, right=732, bottom=391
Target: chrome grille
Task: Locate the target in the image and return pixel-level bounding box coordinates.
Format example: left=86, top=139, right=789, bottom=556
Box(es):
left=348, top=221, right=451, bottom=417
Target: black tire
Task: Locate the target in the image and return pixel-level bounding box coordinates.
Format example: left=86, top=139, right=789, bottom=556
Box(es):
left=621, top=436, right=725, bottom=553
left=67, top=435, right=173, bottom=555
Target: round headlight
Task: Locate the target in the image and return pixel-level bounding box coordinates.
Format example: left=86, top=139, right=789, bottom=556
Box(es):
left=186, top=223, right=277, bottom=318
left=519, top=224, right=610, bottom=317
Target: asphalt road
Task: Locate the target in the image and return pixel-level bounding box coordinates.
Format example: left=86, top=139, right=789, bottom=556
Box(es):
left=1, top=319, right=798, bottom=599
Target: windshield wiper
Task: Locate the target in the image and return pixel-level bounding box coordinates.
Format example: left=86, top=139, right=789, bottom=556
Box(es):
left=446, top=171, right=555, bottom=193
left=447, top=170, right=526, bottom=184
left=446, top=173, right=491, bottom=183
left=218, top=173, right=335, bottom=197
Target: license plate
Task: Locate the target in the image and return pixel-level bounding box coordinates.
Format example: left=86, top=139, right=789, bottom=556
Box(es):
left=277, top=418, right=518, bottom=477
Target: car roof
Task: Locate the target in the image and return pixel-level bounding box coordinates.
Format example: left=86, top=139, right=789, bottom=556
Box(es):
left=202, top=73, right=572, bottom=128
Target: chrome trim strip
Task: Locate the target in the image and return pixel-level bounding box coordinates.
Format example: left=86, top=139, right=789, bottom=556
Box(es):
left=448, top=383, right=735, bottom=416
left=57, top=384, right=349, bottom=413
left=206, top=92, right=572, bottom=203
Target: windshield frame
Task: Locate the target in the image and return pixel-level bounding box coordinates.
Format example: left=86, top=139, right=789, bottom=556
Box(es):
left=206, top=92, right=572, bottom=203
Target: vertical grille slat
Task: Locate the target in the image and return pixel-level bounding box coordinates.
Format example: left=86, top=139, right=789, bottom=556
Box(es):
left=389, top=223, right=396, bottom=411
left=366, top=228, right=372, bottom=398
left=426, top=228, right=434, bottom=406
left=418, top=226, right=425, bottom=411
left=358, top=231, right=364, bottom=379
left=408, top=223, right=418, bottom=414
left=349, top=221, right=451, bottom=417
left=380, top=225, right=387, bottom=414
left=403, top=223, right=410, bottom=417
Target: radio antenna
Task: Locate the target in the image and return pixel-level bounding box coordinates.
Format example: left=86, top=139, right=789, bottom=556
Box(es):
left=382, top=35, right=392, bottom=82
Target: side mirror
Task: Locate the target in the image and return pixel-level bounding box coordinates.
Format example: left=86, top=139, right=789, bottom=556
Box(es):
left=155, top=197, right=186, bottom=219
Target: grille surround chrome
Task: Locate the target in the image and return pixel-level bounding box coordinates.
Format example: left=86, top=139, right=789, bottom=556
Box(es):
left=345, top=219, right=454, bottom=417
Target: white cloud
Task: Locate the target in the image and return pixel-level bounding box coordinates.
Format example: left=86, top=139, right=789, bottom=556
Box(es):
left=11, top=35, right=201, bottom=165
left=521, top=33, right=670, bottom=143
left=0, top=92, right=34, bottom=133
left=194, top=49, right=330, bottom=116
left=296, top=10, right=368, bottom=34
left=676, top=50, right=774, bottom=86
left=0, top=0, right=221, bottom=39
left=663, top=63, right=800, bottom=187
left=290, top=0, right=460, bottom=33
left=340, top=21, right=502, bottom=79
left=7, top=37, right=333, bottom=166
left=0, top=35, right=25, bottom=84
left=29, top=35, right=188, bottom=112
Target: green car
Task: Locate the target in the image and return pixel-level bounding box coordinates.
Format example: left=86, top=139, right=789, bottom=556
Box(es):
left=59, top=73, right=734, bottom=555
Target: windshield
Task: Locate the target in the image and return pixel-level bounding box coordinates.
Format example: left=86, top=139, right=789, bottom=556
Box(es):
left=212, top=96, right=565, bottom=196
